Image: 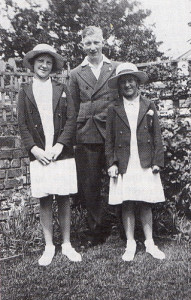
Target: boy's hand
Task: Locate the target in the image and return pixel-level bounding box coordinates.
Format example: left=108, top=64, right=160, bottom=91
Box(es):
left=108, top=165, right=118, bottom=178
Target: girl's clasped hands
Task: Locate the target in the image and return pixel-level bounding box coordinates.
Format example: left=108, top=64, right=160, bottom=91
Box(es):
left=31, top=143, right=64, bottom=165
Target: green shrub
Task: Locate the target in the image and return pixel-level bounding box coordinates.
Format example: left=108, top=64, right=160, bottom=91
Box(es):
left=160, top=111, right=191, bottom=217
left=141, top=64, right=191, bottom=236
left=0, top=206, right=42, bottom=258
left=151, top=110, right=191, bottom=238
left=0, top=194, right=88, bottom=258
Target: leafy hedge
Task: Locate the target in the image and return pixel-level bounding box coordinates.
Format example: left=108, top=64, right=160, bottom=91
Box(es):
left=143, top=63, right=191, bottom=238
left=161, top=112, right=191, bottom=217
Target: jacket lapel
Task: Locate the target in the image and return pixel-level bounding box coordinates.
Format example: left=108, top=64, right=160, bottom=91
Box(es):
left=23, top=81, right=45, bottom=146
left=77, top=65, right=97, bottom=89
left=137, top=96, right=150, bottom=127
left=114, top=97, right=130, bottom=128
left=92, top=62, right=115, bottom=96
left=52, top=80, right=64, bottom=113
left=24, top=80, right=63, bottom=114
left=24, top=82, right=38, bottom=109
left=114, top=96, right=150, bottom=129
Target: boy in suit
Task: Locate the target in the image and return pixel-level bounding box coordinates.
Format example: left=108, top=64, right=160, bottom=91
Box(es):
left=69, top=26, right=119, bottom=244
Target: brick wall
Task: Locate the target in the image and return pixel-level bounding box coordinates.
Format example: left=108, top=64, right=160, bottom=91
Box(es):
left=0, top=124, right=33, bottom=220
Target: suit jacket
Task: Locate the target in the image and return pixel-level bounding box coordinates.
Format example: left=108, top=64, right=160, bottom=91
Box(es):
left=69, top=60, right=119, bottom=144
left=18, top=80, right=76, bottom=161
left=105, top=96, right=164, bottom=174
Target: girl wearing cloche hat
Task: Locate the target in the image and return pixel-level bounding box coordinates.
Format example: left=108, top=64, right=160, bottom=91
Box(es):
left=18, top=44, right=82, bottom=266
left=105, top=62, right=166, bottom=262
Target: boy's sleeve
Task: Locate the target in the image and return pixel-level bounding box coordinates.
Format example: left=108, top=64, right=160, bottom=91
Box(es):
left=68, top=70, right=81, bottom=114
left=57, top=84, right=77, bottom=147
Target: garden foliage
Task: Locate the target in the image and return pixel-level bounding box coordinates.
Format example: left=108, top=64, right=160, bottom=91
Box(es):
left=143, top=63, right=191, bottom=238
left=0, top=0, right=162, bottom=66
left=161, top=115, right=191, bottom=218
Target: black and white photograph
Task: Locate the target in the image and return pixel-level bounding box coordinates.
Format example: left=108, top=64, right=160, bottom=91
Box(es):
left=0, top=0, right=191, bottom=299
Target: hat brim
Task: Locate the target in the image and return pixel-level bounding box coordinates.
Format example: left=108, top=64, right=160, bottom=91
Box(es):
left=23, top=50, right=65, bottom=73
left=108, top=71, right=148, bottom=89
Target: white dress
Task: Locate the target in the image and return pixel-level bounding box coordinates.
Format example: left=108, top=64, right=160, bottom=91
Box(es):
left=109, top=96, right=165, bottom=205
left=30, top=78, right=77, bottom=198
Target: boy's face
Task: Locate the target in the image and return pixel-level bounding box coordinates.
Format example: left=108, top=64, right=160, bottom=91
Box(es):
left=33, top=54, right=53, bottom=80
left=81, top=33, right=103, bottom=61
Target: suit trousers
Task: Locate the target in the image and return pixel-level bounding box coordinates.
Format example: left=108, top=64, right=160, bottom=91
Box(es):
left=75, top=144, right=105, bottom=233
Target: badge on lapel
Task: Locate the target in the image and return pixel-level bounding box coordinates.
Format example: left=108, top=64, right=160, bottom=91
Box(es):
left=146, top=109, right=154, bottom=131
left=61, top=91, right=67, bottom=107
left=61, top=91, right=66, bottom=97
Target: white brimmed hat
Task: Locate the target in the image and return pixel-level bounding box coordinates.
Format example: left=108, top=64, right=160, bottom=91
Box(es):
left=108, top=62, right=148, bottom=89
left=23, top=44, right=64, bottom=73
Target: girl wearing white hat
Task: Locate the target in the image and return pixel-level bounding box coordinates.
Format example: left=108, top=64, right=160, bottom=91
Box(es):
left=18, top=44, right=82, bottom=265
left=105, top=63, right=165, bottom=261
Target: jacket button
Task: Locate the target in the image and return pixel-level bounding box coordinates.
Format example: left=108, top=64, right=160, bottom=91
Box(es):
left=120, top=131, right=123, bottom=134
left=118, top=144, right=122, bottom=148
left=148, top=139, right=150, bottom=143
left=34, top=124, right=38, bottom=128
left=86, top=86, right=89, bottom=90
left=58, top=113, right=61, bottom=117
left=144, top=126, right=147, bottom=129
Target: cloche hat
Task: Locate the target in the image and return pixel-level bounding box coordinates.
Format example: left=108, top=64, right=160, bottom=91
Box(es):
left=23, top=44, right=64, bottom=73
left=108, top=62, right=148, bottom=89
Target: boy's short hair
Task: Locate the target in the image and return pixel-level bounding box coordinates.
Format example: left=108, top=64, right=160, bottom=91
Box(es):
left=82, top=26, right=103, bottom=40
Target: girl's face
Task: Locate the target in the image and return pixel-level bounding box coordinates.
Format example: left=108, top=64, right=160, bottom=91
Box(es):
left=33, top=54, right=53, bottom=80
left=118, top=74, right=139, bottom=100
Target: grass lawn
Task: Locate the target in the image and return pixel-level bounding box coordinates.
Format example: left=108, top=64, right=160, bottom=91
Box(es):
left=1, top=233, right=190, bottom=300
